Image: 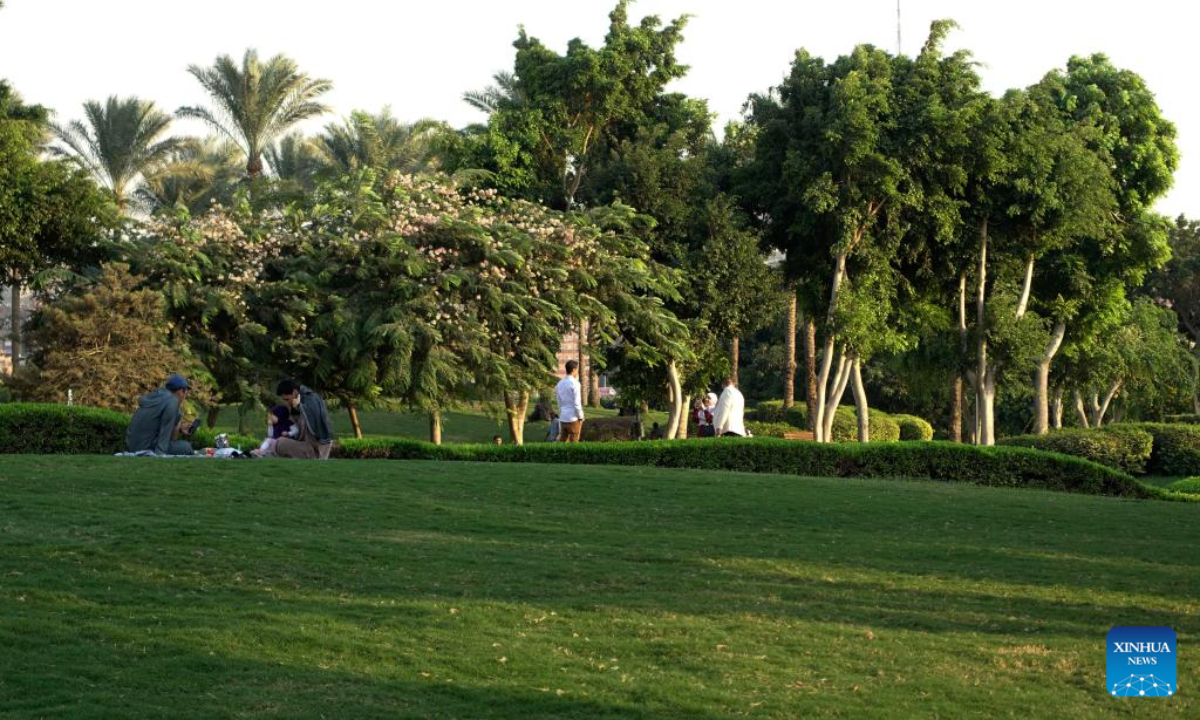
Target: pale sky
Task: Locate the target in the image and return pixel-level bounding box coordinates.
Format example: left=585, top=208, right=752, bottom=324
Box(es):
left=0, top=0, right=1195, bottom=216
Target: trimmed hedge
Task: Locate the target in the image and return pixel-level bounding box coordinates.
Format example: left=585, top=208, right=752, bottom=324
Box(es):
left=1170, top=477, right=1200, bottom=494
left=1111, top=423, right=1200, bottom=476
left=744, top=421, right=797, bottom=438
left=0, top=403, right=129, bottom=454
left=1163, top=414, right=1200, bottom=424
left=892, top=414, right=935, bottom=442
left=334, top=436, right=1163, bottom=499
left=998, top=427, right=1154, bottom=476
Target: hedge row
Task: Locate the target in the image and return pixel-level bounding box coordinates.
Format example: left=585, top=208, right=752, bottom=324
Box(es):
left=998, top=427, right=1155, bottom=476
left=333, top=436, right=1164, bottom=499
left=1170, top=477, right=1200, bottom=494
left=0, top=403, right=262, bottom=455
left=1163, top=414, right=1200, bottom=424
left=1111, top=423, right=1200, bottom=476
left=0, top=403, right=129, bottom=454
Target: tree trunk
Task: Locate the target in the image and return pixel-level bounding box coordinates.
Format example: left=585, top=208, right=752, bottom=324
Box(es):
left=9, top=282, right=20, bottom=371
left=1092, top=381, right=1122, bottom=427
left=980, top=370, right=996, bottom=446
left=803, top=316, right=818, bottom=433
left=952, top=377, right=963, bottom=443
left=247, top=153, right=263, bottom=180
left=1052, top=387, right=1064, bottom=430
left=814, top=252, right=848, bottom=442
left=954, top=273, right=968, bottom=443
left=1074, top=392, right=1091, bottom=429
left=348, top=404, right=363, bottom=439
left=784, top=290, right=797, bottom=408
left=676, top=394, right=692, bottom=439
left=822, top=347, right=853, bottom=442
left=430, top=410, right=443, bottom=445
left=505, top=392, right=522, bottom=446
left=665, top=361, right=683, bottom=441
left=577, top=319, right=589, bottom=407
left=206, top=406, right=221, bottom=428
left=850, top=356, right=869, bottom=443
left=1014, top=255, right=1035, bottom=320
left=975, top=219, right=992, bottom=446
left=1034, top=322, right=1067, bottom=435
left=730, top=336, right=740, bottom=387
left=585, top=322, right=600, bottom=408
left=238, top=406, right=250, bottom=435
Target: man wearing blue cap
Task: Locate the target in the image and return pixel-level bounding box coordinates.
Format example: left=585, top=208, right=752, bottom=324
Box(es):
left=126, top=374, right=196, bottom=455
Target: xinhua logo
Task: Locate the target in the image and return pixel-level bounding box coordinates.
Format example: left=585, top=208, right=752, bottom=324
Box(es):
left=1107, top=626, right=1177, bottom=697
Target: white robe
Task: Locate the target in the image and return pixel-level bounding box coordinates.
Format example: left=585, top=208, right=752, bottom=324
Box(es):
left=713, top=385, right=747, bottom=436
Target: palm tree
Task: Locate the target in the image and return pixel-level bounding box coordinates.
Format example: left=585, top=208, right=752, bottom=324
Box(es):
left=265, top=132, right=322, bottom=194
left=136, top=136, right=243, bottom=215
left=316, top=108, right=447, bottom=175
left=463, top=70, right=524, bottom=114
left=50, top=96, right=186, bottom=212
left=178, top=49, right=332, bottom=179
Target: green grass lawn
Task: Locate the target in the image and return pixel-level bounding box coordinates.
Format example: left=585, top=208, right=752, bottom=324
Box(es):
left=1, top=457, right=1195, bottom=718
left=213, top=405, right=670, bottom=444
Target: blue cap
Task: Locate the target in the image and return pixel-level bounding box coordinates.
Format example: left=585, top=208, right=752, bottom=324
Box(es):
left=165, top=374, right=191, bottom=391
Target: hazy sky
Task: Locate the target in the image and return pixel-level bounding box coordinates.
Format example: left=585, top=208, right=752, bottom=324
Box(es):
left=0, top=0, right=1195, bottom=215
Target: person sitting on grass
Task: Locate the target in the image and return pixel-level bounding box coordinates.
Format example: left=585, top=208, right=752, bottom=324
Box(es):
left=126, top=374, right=197, bottom=456
left=545, top=411, right=561, bottom=443
left=492, top=435, right=503, bottom=446
left=252, top=404, right=295, bottom=458
left=273, top=380, right=335, bottom=460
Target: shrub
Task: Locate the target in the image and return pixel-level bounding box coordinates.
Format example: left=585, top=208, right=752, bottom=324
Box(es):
left=998, top=427, right=1154, bottom=475
left=1169, top=477, right=1200, bottom=494
left=334, top=436, right=1160, bottom=499
left=0, top=403, right=129, bottom=454
left=753, top=400, right=787, bottom=423
left=1112, top=423, right=1200, bottom=476
left=1163, top=414, right=1200, bottom=424
left=744, top=421, right=798, bottom=438
left=893, top=414, right=935, bottom=442
left=774, top=402, right=902, bottom=442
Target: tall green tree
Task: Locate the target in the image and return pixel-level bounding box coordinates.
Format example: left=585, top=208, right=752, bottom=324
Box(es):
left=50, top=96, right=188, bottom=212
left=179, top=49, right=332, bottom=179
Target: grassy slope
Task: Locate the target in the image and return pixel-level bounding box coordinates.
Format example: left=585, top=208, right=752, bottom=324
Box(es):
left=0, top=457, right=1194, bottom=718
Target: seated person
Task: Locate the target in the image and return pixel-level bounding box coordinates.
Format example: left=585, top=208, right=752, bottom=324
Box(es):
left=273, top=379, right=335, bottom=460
left=253, top=405, right=295, bottom=457
left=126, top=374, right=196, bottom=455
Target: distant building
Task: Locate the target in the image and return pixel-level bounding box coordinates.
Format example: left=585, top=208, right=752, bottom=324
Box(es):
left=0, top=286, right=36, bottom=374
left=555, top=324, right=613, bottom=399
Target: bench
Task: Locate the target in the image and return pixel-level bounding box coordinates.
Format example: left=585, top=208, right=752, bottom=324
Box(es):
left=782, top=430, right=815, bottom=441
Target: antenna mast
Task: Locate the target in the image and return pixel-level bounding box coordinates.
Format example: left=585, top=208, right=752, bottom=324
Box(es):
left=897, top=1, right=902, bottom=55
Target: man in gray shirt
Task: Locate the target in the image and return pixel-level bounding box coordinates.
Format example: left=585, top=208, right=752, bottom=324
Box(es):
left=126, top=374, right=196, bottom=455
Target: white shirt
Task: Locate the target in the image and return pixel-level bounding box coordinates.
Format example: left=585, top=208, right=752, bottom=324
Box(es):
left=555, top=375, right=584, bottom=423
left=713, top=385, right=747, bottom=436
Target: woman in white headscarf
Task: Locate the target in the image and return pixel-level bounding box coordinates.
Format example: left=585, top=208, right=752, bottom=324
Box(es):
left=695, top=392, right=718, bottom=437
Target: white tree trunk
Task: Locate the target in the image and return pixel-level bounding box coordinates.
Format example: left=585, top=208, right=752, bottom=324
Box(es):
left=1052, top=387, right=1064, bottom=430
left=823, top=349, right=853, bottom=442
left=1074, top=391, right=1091, bottom=429
left=813, top=251, right=848, bottom=443
left=1015, top=255, right=1035, bottom=320
left=676, top=394, right=692, bottom=439
left=1092, top=381, right=1122, bottom=428
left=1034, top=322, right=1067, bottom=435
left=850, top=356, right=869, bottom=443
left=975, top=219, right=991, bottom=445
left=665, top=361, right=683, bottom=440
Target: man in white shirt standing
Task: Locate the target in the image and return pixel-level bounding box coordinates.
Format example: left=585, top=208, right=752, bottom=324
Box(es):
left=555, top=360, right=585, bottom=442
left=712, top=376, right=748, bottom=437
